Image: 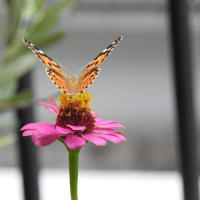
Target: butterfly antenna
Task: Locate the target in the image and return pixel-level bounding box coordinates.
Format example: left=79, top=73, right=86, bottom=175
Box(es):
left=22, top=38, right=37, bottom=51
left=115, top=35, right=123, bottom=45
left=22, top=38, right=30, bottom=46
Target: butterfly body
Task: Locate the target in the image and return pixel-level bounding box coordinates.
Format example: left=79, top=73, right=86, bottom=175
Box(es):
left=23, top=36, right=122, bottom=94
left=66, top=74, right=80, bottom=93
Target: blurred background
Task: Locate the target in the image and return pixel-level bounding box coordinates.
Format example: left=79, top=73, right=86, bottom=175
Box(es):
left=0, top=0, right=199, bottom=199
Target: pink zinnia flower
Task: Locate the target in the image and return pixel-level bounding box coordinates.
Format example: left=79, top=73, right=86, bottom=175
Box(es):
left=21, top=92, right=125, bottom=150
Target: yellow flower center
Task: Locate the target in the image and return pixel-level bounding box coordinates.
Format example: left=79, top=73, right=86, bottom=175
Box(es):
left=56, top=92, right=95, bottom=134
left=58, top=92, right=93, bottom=110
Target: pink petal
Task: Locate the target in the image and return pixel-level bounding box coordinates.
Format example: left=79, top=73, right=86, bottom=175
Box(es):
left=95, top=122, right=124, bottom=128
left=21, top=122, right=51, bottom=131
left=48, top=97, right=59, bottom=111
left=93, top=129, right=126, bottom=143
left=32, top=133, right=60, bottom=146
left=67, top=124, right=86, bottom=131
left=64, top=135, right=86, bottom=150
left=20, top=122, right=38, bottom=131
left=83, top=133, right=107, bottom=146
left=93, top=128, right=118, bottom=134
left=56, top=126, right=73, bottom=134
left=95, top=118, right=113, bottom=123
left=95, top=118, right=124, bottom=128
left=39, top=97, right=59, bottom=115
left=21, top=122, right=65, bottom=146
left=112, top=132, right=126, bottom=142
left=34, top=123, right=59, bottom=133
left=22, top=130, right=36, bottom=136
left=93, top=133, right=121, bottom=144
left=39, top=101, right=59, bottom=115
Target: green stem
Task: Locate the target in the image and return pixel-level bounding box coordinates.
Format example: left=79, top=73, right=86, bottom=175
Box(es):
left=67, top=148, right=80, bottom=200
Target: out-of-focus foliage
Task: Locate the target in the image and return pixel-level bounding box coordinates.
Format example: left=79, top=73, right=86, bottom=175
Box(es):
left=0, top=0, right=73, bottom=112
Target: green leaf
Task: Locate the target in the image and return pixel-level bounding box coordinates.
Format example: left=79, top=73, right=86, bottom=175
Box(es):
left=6, top=0, right=25, bottom=44
left=0, top=91, right=34, bottom=112
left=4, top=31, right=66, bottom=64
left=3, top=42, right=29, bottom=64
left=0, top=81, right=17, bottom=99
left=0, top=0, right=73, bottom=114
left=30, top=31, right=66, bottom=48
left=28, top=0, right=73, bottom=38
left=0, top=54, right=35, bottom=87
left=33, top=0, right=45, bottom=13
left=0, top=91, right=33, bottom=104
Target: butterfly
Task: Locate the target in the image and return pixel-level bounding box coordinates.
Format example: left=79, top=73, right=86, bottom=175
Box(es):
left=23, top=36, right=123, bottom=94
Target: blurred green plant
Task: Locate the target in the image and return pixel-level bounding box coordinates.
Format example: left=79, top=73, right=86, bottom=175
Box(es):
left=0, top=0, right=73, bottom=113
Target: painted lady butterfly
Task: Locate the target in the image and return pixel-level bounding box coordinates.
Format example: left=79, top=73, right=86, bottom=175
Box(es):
left=23, top=36, right=123, bottom=94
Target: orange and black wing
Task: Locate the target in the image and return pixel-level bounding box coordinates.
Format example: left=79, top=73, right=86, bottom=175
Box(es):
left=77, top=35, right=123, bottom=93
left=23, top=38, right=70, bottom=93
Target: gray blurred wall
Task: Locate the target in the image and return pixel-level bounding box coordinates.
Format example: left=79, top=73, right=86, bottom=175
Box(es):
left=1, top=0, right=200, bottom=171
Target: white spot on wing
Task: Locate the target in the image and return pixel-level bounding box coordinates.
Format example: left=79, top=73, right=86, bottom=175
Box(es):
left=38, top=50, right=44, bottom=54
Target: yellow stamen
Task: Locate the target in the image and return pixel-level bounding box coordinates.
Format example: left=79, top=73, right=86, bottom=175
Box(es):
left=56, top=92, right=95, bottom=133
left=58, top=92, right=93, bottom=110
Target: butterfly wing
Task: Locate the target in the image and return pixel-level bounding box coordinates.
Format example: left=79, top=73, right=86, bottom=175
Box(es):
left=23, top=38, right=70, bottom=93
left=77, top=36, right=123, bottom=93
